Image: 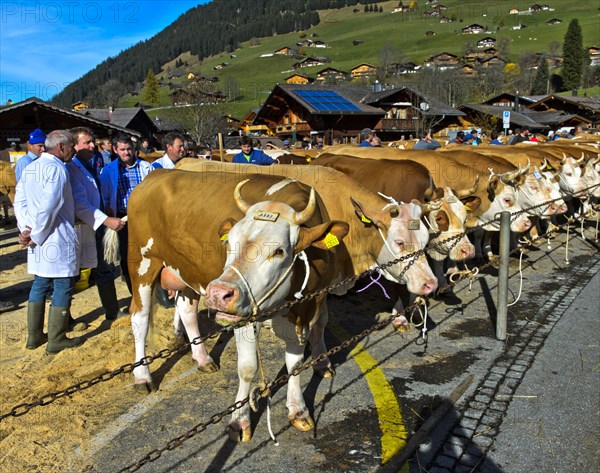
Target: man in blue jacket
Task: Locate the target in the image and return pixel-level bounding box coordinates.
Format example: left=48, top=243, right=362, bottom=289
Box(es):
left=232, top=136, right=273, bottom=165
left=99, top=134, right=152, bottom=293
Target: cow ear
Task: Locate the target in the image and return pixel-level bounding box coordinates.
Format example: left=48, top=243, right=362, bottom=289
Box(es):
left=218, top=218, right=238, bottom=241
left=350, top=197, right=381, bottom=226
left=296, top=220, right=349, bottom=252
left=460, top=196, right=481, bottom=213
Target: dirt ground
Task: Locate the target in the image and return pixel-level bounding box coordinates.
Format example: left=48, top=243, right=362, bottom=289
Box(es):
left=0, top=224, right=251, bottom=473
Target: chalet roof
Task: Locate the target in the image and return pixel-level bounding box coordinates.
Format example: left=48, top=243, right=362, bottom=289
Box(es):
left=532, top=94, right=600, bottom=112
left=273, top=84, right=383, bottom=115
left=459, top=104, right=549, bottom=129
left=364, top=87, right=465, bottom=117
left=521, top=110, right=591, bottom=126
left=79, top=107, right=145, bottom=129
left=0, top=97, right=141, bottom=136
left=481, top=92, right=544, bottom=105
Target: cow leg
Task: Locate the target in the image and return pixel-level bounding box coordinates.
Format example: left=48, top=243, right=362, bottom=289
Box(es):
left=229, top=323, right=258, bottom=442
left=270, top=315, right=314, bottom=432
left=391, top=284, right=409, bottom=331
left=131, top=284, right=155, bottom=392
left=309, top=299, right=335, bottom=378
left=431, top=258, right=449, bottom=294
left=176, top=288, right=217, bottom=373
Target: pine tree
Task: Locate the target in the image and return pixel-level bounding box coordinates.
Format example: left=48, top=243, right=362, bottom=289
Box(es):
left=531, top=58, right=550, bottom=94
left=562, top=19, right=584, bottom=90
left=142, top=69, right=160, bottom=105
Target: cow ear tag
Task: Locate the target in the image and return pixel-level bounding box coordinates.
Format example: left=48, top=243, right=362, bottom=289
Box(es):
left=533, top=171, right=542, bottom=179
left=408, top=219, right=420, bottom=230
left=446, top=195, right=457, bottom=203
left=361, top=215, right=372, bottom=224
left=321, top=232, right=340, bottom=249
left=254, top=211, right=280, bottom=222
left=220, top=233, right=228, bottom=241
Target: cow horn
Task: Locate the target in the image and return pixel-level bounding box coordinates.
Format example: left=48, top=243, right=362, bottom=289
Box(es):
left=519, top=159, right=531, bottom=175
left=234, top=179, right=252, bottom=214
left=293, top=188, right=317, bottom=225
left=561, top=153, right=567, bottom=165
left=576, top=153, right=585, bottom=165
left=456, top=175, right=479, bottom=198
left=421, top=199, right=443, bottom=213
left=501, top=167, right=520, bottom=183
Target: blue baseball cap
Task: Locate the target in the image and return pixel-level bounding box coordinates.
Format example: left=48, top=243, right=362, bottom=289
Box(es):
left=28, top=129, right=46, bottom=144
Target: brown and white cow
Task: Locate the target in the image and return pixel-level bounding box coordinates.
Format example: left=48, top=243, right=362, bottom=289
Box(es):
left=118, top=169, right=349, bottom=440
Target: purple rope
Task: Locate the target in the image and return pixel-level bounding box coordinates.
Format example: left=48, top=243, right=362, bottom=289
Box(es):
left=356, top=269, right=391, bottom=299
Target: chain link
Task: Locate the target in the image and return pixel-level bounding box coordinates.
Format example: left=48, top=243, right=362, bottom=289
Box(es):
left=2, top=183, right=598, bottom=423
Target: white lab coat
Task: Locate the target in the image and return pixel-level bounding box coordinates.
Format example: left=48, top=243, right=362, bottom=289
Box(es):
left=68, top=158, right=108, bottom=268
left=14, top=153, right=80, bottom=278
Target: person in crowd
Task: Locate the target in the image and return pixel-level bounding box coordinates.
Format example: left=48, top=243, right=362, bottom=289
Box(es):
left=99, top=134, right=152, bottom=293
left=15, top=129, right=46, bottom=183
left=152, top=132, right=185, bottom=169
left=14, top=130, right=83, bottom=354
left=464, top=133, right=476, bottom=146
left=99, top=139, right=113, bottom=166
left=359, top=128, right=374, bottom=147
left=139, top=138, right=154, bottom=155
left=282, top=139, right=291, bottom=150
left=371, top=136, right=383, bottom=147
left=413, top=131, right=441, bottom=150
left=232, top=136, right=273, bottom=165
left=332, top=137, right=341, bottom=145
left=68, top=127, right=127, bottom=324
left=470, top=129, right=482, bottom=145
left=448, top=131, right=465, bottom=145
left=490, top=131, right=504, bottom=145
left=509, top=128, right=529, bottom=144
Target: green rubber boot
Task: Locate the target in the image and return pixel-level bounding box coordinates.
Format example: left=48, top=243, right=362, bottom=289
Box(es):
left=26, top=301, right=47, bottom=349
left=46, top=306, right=83, bottom=354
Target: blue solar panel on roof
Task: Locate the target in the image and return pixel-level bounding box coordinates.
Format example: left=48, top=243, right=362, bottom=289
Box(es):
left=295, top=89, right=361, bottom=112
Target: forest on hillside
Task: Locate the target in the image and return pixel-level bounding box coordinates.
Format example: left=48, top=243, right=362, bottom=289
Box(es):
left=53, top=0, right=369, bottom=107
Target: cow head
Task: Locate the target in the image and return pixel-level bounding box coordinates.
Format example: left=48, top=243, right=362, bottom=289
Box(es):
left=557, top=154, right=587, bottom=195
left=482, top=171, right=532, bottom=232
left=206, top=180, right=349, bottom=326
left=350, top=197, right=438, bottom=295
left=581, top=156, right=600, bottom=199
left=423, top=187, right=476, bottom=262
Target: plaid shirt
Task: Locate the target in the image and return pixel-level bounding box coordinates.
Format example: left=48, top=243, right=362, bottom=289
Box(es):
left=116, top=160, right=144, bottom=217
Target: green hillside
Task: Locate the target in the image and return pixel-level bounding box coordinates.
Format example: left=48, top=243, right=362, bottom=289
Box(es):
left=120, top=0, right=599, bottom=118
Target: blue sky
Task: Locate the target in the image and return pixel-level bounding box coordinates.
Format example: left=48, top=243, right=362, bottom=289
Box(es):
left=1, top=1, right=209, bottom=104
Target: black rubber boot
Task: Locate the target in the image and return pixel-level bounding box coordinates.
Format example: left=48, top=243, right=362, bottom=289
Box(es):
left=97, top=282, right=125, bottom=320
left=46, top=306, right=83, bottom=354
left=26, top=301, right=47, bottom=349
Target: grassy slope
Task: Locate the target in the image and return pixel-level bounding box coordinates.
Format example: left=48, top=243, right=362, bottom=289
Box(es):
left=119, top=0, right=599, bottom=118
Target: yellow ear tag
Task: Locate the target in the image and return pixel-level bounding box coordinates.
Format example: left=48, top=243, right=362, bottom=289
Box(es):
left=220, top=233, right=228, bottom=241
left=306, top=157, right=312, bottom=162
left=361, top=215, right=372, bottom=224
left=464, top=204, right=471, bottom=211
left=322, top=232, right=339, bottom=249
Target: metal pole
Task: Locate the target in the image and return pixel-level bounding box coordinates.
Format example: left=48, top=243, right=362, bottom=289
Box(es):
left=496, top=211, right=511, bottom=340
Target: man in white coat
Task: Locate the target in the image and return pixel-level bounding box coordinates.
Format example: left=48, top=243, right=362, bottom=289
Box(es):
left=14, top=130, right=83, bottom=354
left=68, top=127, right=126, bottom=324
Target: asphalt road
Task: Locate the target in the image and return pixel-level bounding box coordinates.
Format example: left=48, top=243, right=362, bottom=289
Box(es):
left=76, top=226, right=599, bottom=473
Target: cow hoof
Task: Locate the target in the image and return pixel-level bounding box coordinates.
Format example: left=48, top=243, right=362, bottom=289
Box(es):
left=392, top=316, right=410, bottom=333
left=197, top=361, right=219, bottom=374
left=290, top=415, right=315, bottom=432
left=133, top=380, right=156, bottom=393
left=314, top=366, right=335, bottom=378
left=227, top=424, right=252, bottom=443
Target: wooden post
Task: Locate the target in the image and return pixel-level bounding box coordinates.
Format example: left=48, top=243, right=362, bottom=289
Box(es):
left=496, top=211, right=511, bottom=341
left=218, top=133, right=224, bottom=162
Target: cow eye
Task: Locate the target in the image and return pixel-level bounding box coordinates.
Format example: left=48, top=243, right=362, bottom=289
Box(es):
left=503, top=197, right=513, bottom=205
left=272, top=248, right=284, bottom=258
left=394, top=240, right=404, bottom=250
left=390, top=208, right=399, bottom=218
left=435, top=215, right=443, bottom=222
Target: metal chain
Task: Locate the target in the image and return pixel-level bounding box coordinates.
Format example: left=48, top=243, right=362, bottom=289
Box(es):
left=119, top=216, right=583, bottom=472
left=1, top=184, right=597, bottom=422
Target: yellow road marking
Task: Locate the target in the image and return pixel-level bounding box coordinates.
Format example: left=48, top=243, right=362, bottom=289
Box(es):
left=329, top=323, right=408, bottom=468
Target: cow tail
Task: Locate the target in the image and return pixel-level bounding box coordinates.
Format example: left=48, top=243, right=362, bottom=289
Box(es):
left=102, top=216, right=128, bottom=265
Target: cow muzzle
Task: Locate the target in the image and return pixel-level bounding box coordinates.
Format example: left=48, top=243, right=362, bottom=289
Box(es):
left=205, top=280, right=245, bottom=326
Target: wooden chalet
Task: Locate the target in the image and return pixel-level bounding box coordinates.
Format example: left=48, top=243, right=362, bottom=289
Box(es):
left=350, top=63, right=377, bottom=80
left=292, top=57, right=325, bottom=70
left=72, top=101, right=89, bottom=111
left=315, top=67, right=349, bottom=83
left=284, top=73, right=314, bottom=85
left=478, top=56, right=508, bottom=68
left=251, top=84, right=464, bottom=143
left=0, top=97, right=141, bottom=150
left=274, top=46, right=295, bottom=55
left=545, top=18, right=561, bottom=26
left=78, top=106, right=158, bottom=138
left=527, top=95, right=600, bottom=126
left=477, top=37, right=496, bottom=48
left=462, top=24, right=485, bottom=34
left=424, top=52, right=459, bottom=70
left=589, top=47, right=600, bottom=66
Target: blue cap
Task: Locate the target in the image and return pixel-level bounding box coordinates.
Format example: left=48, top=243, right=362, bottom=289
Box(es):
left=464, top=134, right=474, bottom=141
left=28, top=129, right=46, bottom=144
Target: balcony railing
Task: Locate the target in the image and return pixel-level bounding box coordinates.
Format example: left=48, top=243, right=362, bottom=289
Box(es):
left=377, top=118, right=420, bottom=131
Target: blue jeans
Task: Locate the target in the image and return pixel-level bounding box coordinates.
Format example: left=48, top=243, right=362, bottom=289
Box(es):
left=29, top=275, right=78, bottom=307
